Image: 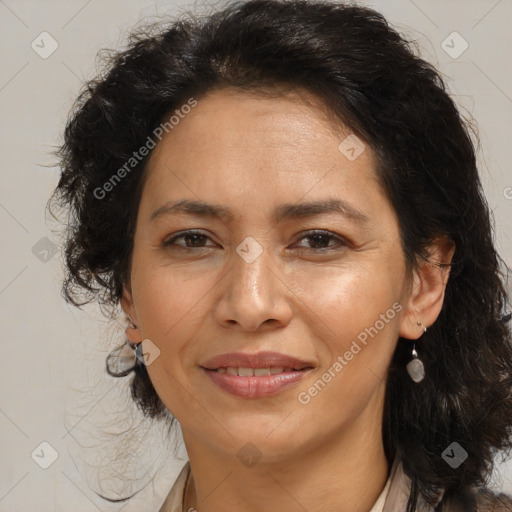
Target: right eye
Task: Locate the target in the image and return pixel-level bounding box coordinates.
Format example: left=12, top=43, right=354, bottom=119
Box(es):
left=163, top=230, right=217, bottom=249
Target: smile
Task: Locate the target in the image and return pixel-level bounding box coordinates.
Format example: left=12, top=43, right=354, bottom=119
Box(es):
left=202, top=366, right=313, bottom=398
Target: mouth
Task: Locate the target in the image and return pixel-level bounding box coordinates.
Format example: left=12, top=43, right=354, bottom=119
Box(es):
left=200, top=351, right=315, bottom=398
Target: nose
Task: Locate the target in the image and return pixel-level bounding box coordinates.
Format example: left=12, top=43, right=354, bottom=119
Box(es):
left=213, top=245, right=293, bottom=332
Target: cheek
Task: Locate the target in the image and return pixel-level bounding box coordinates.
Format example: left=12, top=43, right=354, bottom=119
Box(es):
left=132, top=263, right=219, bottom=344
left=289, top=260, right=402, bottom=339
left=289, top=261, right=403, bottom=405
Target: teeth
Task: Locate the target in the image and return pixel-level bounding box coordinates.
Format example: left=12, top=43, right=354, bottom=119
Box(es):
left=254, top=367, right=270, bottom=376
left=217, top=366, right=292, bottom=376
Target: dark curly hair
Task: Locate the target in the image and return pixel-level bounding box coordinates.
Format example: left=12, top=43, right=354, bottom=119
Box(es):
left=48, top=0, right=512, bottom=509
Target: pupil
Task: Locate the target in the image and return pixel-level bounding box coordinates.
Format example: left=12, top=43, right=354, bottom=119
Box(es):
left=187, top=234, right=204, bottom=246
left=312, top=235, right=327, bottom=247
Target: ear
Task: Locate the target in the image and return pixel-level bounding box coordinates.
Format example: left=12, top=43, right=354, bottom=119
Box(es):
left=121, top=282, right=142, bottom=343
left=399, top=237, right=455, bottom=339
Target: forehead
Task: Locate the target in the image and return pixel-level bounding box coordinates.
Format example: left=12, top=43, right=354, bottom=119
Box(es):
left=138, top=87, right=385, bottom=225
left=148, top=86, right=354, bottom=163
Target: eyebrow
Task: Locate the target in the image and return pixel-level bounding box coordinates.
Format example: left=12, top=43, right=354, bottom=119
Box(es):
left=149, top=198, right=369, bottom=225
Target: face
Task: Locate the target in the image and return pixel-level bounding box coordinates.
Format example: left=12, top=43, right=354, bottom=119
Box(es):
left=122, top=86, right=420, bottom=464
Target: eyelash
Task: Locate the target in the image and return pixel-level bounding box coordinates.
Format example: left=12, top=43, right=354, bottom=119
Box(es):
left=163, top=229, right=348, bottom=251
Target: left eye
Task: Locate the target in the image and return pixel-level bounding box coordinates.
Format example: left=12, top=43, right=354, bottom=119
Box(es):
left=294, top=231, right=346, bottom=250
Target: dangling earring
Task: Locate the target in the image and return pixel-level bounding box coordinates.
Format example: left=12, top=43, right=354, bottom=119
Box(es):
left=105, top=318, right=141, bottom=377
left=134, top=341, right=144, bottom=363
left=406, top=321, right=427, bottom=383
left=125, top=317, right=144, bottom=364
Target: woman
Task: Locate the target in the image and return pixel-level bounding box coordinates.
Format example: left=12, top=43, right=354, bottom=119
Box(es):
left=48, top=0, right=512, bottom=510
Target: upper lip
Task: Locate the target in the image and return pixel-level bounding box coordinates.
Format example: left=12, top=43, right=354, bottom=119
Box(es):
left=200, top=351, right=314, bottom=370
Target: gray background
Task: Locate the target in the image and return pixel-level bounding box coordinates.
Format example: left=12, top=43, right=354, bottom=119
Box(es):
left=1, top=0, right=511, bottom=510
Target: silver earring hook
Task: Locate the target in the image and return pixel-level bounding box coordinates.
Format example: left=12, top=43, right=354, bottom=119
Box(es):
left=417, top=320, right=427, bottom=334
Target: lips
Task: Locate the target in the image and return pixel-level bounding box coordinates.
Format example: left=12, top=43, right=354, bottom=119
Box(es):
left=200, top=351, right=313, bottom=371
left=200, top=351, right=315, bottom=398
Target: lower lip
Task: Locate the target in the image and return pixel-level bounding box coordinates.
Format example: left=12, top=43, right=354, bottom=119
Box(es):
left=202, top=368, right=312, bottom=398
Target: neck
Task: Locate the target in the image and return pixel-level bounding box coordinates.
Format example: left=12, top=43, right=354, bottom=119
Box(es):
left=181, top=388, right=390, bottom=512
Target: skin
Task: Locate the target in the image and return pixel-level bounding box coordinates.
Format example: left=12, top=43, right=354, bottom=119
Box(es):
left=122, top=86, right=454, bottom=512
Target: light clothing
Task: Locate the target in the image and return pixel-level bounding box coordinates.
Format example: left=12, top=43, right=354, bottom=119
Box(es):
left=158, top=454, right=436, bottom=512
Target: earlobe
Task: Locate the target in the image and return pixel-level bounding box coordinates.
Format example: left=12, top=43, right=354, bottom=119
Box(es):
left=399, top=237, right=455, bottom=340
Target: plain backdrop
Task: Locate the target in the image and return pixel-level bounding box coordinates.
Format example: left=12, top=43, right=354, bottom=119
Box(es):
left=1, top=0, right=511, bottom=510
